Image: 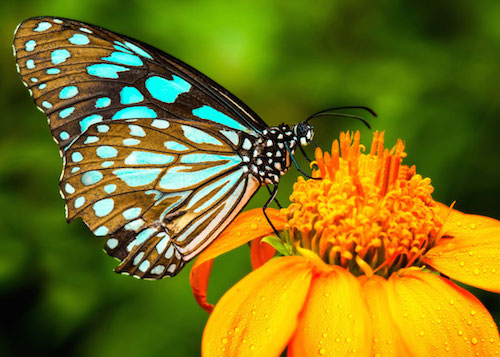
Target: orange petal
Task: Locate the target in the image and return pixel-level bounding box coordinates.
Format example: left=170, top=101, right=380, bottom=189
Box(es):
left=202, top=256, right=312, bottom=357
left=359, top=275, right=411, bottom=356
left=386, top=270, right=500, bottom=356
left=423, top=206, right=500, bottom=293
left=288, top=267, right=372, bottom=357
left=190, top=259, right=214, bottom=313
left=250, top=237, right=276, bottom=270
left=190, top=208, right=285, bottom=312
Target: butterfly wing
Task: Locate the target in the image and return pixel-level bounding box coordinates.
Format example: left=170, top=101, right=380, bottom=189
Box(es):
left=62, top=118, right=259, bottom=278
left=13, top=16, right=264, bottom=278
left=13, top=16, right=267, bottom=152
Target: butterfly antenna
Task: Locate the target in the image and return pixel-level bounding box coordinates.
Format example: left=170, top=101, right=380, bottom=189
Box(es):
left=305, top=106, right=377, bottom=130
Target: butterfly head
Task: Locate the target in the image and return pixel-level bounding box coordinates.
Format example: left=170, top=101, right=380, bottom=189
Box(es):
left=293, top=122, right=314, bottom=147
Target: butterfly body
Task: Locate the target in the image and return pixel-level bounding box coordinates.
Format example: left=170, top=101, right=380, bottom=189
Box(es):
left=13, top=16, right=313, bottom=278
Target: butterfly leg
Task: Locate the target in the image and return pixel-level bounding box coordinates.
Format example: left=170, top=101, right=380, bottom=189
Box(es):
left=298, top=145, right=313, bottom=163
left=285, top=144, right=319, bottom=180
left=266, top=184, right=282, bottom=209
left=263, top=184, right=281, bottom=238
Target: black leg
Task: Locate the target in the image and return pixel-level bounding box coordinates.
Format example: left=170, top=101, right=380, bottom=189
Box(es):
left=298, top=145, right=312, bottom=163
left=263, top=184, right=280, bottom=237
left=266, top=184, right=282, bottom=209
left=286, top=143, right=319, bottom=180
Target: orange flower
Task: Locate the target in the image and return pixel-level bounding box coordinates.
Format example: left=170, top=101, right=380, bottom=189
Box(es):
left=190, top=131, right=500, bottom=356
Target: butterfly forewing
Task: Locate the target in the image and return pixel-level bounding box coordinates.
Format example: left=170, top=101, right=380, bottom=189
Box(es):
left=13, top=16, right=267, bottom=152
left=14, top=16, right=266, bottom=278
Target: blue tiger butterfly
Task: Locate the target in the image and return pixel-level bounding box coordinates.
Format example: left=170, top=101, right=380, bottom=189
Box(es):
left=13, top=17, right=371, bottom=279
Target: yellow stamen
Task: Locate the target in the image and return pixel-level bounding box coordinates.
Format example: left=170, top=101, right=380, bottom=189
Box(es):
left=282, top=131, right=443, bottom=278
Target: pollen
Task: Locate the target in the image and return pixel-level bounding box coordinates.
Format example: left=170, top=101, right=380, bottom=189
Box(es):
left=282, top=131, right=444, bottom=277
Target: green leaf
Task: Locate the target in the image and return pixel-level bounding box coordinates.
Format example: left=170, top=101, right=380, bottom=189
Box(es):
left=261, top=236, right=291, bottom=256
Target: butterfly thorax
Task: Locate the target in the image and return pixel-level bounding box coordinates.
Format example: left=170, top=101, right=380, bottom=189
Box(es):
left=249, top=124, right=298, bottom=185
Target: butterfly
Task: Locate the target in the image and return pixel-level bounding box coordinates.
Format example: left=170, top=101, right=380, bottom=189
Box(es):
left=13, top=16, right=322, bottom=279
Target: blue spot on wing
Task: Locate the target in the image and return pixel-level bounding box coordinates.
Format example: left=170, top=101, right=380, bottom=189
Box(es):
left=96, top=97, right=111, bottom=108
left=124, top=151, right=174, bottom=165
left=112, top=107, right=157, bottom=120
left=59, top=86, right=78, bottom=99
left=123, top=41, right=153, bottom=59
left=51, top=49, right=70, bottom=64
left=192, top=105, right=251, bottom=133
left=102, top=52, right=143, bottom=66
left=181, top=125, right=223, bottom=146
left=159, top=157, right=241, bottom=190
left=69, top=34, right=90, bottom=45
left=80, top=115, right=103, bottom=132
left=96, top=146, right=118, bottom=159
left=87, top=64, right=130, bottom=79
left=145, top=75, right=191, bottom=104
left=120, top=87, right=144, bottom=104
left=34, top=22, right=52, bottom=32
left=113, top=168, right=163, bottom=187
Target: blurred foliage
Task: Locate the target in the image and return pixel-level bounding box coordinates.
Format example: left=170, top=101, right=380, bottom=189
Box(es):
left=1, top=0, right=499, bottom=356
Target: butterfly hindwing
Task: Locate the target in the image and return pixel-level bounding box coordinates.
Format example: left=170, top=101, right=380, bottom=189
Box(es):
left=61, top=118, right=259, bottom=278
left=13, top=16, right=266, bottom=153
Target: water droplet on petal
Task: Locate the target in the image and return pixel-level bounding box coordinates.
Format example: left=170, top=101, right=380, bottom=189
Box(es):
left=459, top=261, right=465, bottom=267
left=250, top=223, right=258, bottom=230
left=221, top=338, right=228, bottom=344
left=472, top=337, right=478, bottom=345
left=470, top=223, right=477, bottom=230
left=458, top=330, right=463, bottom=336
left=250, top=345, right=256, bottom=351
left=419, top=331, right=425, bottom=336
left=473, top=268, right=480, bottom=276
left=319, top=348, right=326, bottom=355
left=449, top=299, right=455, bottom=305
left=470, top=309, right=477, bottom=316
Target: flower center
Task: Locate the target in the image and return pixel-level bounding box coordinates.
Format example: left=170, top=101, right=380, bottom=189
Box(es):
left=281, top=131, right=444, bottom=278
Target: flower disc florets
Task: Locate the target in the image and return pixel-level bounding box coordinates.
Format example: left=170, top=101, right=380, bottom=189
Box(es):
left=282, top=131, right=444, bottom=277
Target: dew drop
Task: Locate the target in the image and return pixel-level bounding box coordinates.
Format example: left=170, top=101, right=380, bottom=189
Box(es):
left=419, top=331, right=425, bottom=336
left=449, top=299, right=455, bottom=305
left=457, top=221, right=462, bottom=226
left=221, top=337, right=228, bottom=344
left=492, top=268, right=496, bottom=274
left=403, top=312, right=409, bottom=318
left=322, top=333, right=328, bottom=338
left=473, top=268, right=480, bottom=276
left=251, top=310, right=256, bottom=315
left=250, top=345, right=256, bottom=351
left=470, top=223, right=477, bottom=230
left=459, top=261, right=465, bottom=267
left=458, top=330, right=463, bottom=336
left=319, top=348, right=326, bottom=355
left=234, top=327, right=240, bottom=333
left=346, top=337, right=352, bottom=343
left=266, top=328, right=271, bottom=333
left=468, top=251, right=474, bottom=256
left=490, top=338, right=495, bottom=343
left=470, top=309, right=477, bottom=316
left=250, top=223, right=258, bottom=230
left=236, top=231, right=242, bottom=236
left=242, top=339, right=247, bottom=344
left=472, top=337, right=478, bottom=345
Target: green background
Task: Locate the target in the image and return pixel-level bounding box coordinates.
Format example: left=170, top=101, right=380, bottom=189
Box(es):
left=1, top=0, right=499, bottom=356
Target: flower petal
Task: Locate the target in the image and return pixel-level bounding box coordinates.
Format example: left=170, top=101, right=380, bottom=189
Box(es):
left=288, top=267, right=372, bottom=357
left=387, top=270, right=500, bottom=356
left=250, top=237, right=276, bottom=270
left=423, top=206, right=500, bottom=292
left=190, top=208, right=285, bottom=312
left=359, top=276, right=412, bottom=356
left=202, top=256, right=312, bottom=357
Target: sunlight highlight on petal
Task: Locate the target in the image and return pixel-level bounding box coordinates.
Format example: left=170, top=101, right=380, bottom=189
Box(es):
left=288, top=267, right=371, bottom=356
left=387, top=270, right=500, bottom=356
left=202, top=257, right=312, bottom=357
left=423, top=207, right=500, bottom=293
